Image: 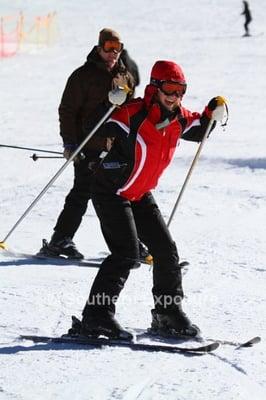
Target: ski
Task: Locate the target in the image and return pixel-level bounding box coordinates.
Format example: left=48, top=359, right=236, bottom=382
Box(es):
left=0, top=248, right=189, bottom=271
left=242, top=32, right=264, bottom=38
left=142, top=329, right=261, bottom=349
left=205, top=336, right=261, bottom=348
left=33, top=253, right=103, bottom=268
left=0, top=250, right=102, bottom=268
left=19, top=334, right=219, bottom=354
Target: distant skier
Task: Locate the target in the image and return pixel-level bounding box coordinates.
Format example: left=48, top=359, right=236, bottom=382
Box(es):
left=241, top=1, right=252, bottom=37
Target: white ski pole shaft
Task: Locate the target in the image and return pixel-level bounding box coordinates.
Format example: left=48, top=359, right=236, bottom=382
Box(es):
left=167, top=101, right=226, bottom=228
left=0, top=143, right=62, bottom=155
left=1, top=105, right=116, bottom=245
left=167, top=118, right=214, bottom=228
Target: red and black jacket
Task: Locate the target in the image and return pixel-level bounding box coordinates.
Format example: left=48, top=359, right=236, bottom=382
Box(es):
left=92, top=89, right=214, bottom=201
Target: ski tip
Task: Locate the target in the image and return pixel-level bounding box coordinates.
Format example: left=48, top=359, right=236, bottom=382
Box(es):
left=239, top=336, right=261, bottom=348
left=206, top=341, right=220, bottom=352
left=180, top=341, right=220, bottom=353
left=0, top=241, right=8, bottom=250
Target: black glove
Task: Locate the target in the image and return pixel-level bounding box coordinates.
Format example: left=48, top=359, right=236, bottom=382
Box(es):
left=207, top=97, right=219, bottom=111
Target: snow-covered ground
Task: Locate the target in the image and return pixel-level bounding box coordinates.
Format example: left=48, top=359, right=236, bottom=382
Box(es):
left=0, top=0, right=266, bottom=399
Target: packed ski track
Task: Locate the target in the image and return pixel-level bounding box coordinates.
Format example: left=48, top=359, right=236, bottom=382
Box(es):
left=0, top=0, right=266, bottom=399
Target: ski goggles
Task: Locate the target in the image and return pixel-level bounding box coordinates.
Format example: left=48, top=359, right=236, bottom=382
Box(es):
left=102, top=40, right=123, bottom=53
left=151, top=78, right=187, bottom=96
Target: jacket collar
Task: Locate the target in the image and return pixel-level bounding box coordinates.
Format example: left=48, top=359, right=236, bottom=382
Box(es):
left=85, top=46, right=126, bottom=76
left=143, top=84, right=181, bottom=127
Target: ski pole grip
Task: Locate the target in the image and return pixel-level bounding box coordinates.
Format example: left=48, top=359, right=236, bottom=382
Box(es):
left=108, top=86, right=129, bottom=106
left=212, top=97, right=227, bottom=121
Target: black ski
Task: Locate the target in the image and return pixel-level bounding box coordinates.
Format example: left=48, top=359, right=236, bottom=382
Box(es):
left=33, top=254, right=103, bottom=268
left=1, top=249, right=155, bottom=268
left=19, top=334, right=219, bottom=354
left=1, top=249, right=189, bottom=271
left=0, top=250, right=102, bottom=268
left=206, top=336, right=261, bottom=348
left=143, top=329, right=261, bottom=349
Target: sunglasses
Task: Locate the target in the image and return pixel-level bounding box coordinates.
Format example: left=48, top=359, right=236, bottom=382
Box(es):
left=102, top=40, right=123, bottom=53
left=151, top=78, right=187, bottom=96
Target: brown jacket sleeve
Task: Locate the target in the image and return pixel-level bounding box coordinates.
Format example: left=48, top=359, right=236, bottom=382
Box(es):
left=58, top=68, right=89, bottom=145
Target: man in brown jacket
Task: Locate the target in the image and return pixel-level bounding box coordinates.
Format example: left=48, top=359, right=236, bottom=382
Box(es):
left=37, top=28, right=139, bottom=259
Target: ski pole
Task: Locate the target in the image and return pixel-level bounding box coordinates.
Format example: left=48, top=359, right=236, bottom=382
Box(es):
left=167, top=99, right=227, bottom=228
left=30, top=153, right=64, bottom=161
left=0, top=143, right=62, bottom=155
left=0, top=87, right=129, bottom=250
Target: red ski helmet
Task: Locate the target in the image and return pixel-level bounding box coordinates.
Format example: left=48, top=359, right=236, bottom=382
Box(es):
left=150, top=60, right=187, bottom=94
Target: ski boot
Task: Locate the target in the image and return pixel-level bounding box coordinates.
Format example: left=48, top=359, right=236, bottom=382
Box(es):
left=149, top=307, right=200, bottom=338
left=67, top=315, right=82, bottom=336
left=37, top=237, right=84, bottom=260
left=80, top=313, right=133, bottom=341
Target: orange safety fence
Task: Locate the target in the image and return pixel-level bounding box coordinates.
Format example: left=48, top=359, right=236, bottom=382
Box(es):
left=0, top=15, right=19, bottom=57
left=0, top=12, right=58, bottom=58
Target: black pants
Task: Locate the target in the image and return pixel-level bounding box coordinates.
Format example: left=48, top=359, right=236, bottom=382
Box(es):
left=83, top=192, right=183, bottom=318
left=53, top=159, right=93, bottom=239
left=244, top=20, right=251, bottom=35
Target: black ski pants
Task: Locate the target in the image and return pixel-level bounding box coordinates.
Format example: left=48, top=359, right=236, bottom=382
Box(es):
left=83, top=191, right=184, bottom=318
left=53, top=158, right=93, bottom=239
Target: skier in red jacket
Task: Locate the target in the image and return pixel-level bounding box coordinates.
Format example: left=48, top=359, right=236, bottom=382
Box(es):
left=74, top=60, right=225, bottom=340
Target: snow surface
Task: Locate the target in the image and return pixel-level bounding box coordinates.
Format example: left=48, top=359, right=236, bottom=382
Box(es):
left=0, top=0, right=266, bottom=399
